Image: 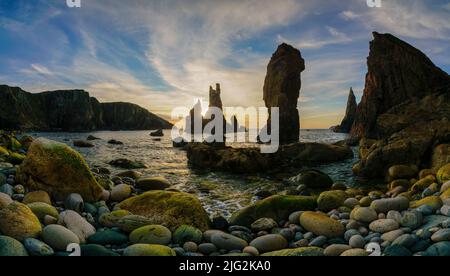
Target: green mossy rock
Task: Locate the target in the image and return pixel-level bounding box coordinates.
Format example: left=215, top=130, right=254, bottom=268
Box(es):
left=437, top=163, right=450, bottom=185
left=27, top=202, right=59, bottom=221
left=0, top=202, right=42, bottom=241
left=7, top=152, right=26, bottom=165
left=129, top=225, right=172, bottom=245
left=261, top=247, right=324, bottom=256
left=0, top=146, right=9, bottom=157
left=22, top=191, right=52, bottom=205
left=229, top=195, right=317, bottom=227
left=117, top=191, right=211, bottom=231
left=17, top=138, right=103, bottom=202
left=123, top=244, right=176, bottom=256
left=317, top=190, right=348, bottom=212
left=0, top=236, right=28, bottom=256
left=290, top=170, right=333, bottom=189
left=136, top=177, right=171, bottom=191
left=410, top=196, right=443, bottom=212
left=99, top=209, right=131, bottom=227
left=300, top=211, right=345, bottom=238
left=173, top=225, right=203, bottom=245
left=115, top=215, right=155, bottom=233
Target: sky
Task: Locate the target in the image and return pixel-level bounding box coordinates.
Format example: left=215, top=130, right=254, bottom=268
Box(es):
left=0, top=0, right=449, bottom=129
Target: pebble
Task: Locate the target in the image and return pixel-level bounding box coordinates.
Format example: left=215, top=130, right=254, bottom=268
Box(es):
left=251, top=218, right=278, bottom=232
left=324, top=244, right=352, bottom=256
left=58, top=210, right=96, bottom=243
left=288, top=211, right=303, bottom=224
left=183, top=242, right=198, bottom=253
left=440, top=205, right=450, bottom=217
left=309, top=236, right=327, bottom=247
left=249, top=234, right=288, bottom=254
left=344, top=198, right=360, bottom=209
left=243, top=246, right=259, bottom=256
left=344, top=229, right=360, bottom=242
left=369, top=219, right=400, bottom=233
left=110, top=184, right=132, bottom=202
left=349, top=235, right=366, bottom=249
left=42, top=225, right=80, bottom=251
left=23, top=238, right=54, bottom=256
left=392, top=234, right=417, bottom=248
left=198, top=243, right=218, bottom=255
left=65, top=193, right=84, bottom=213
left=370, top=197, right=409, bottom=213
left=211, top=232, right=248, bottom=251
left=129, top=225, right=172, bottom=245
left=431, top=229, right=450, bottom=242
left=350, top=207, right=378, bottom=223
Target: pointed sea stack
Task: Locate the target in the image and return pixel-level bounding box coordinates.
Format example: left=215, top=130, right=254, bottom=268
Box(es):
left=263, top=43, right=305, bottom=144
left=351, top=32, right=450, bottom=139
left=333, top=88, right=357, bottom=133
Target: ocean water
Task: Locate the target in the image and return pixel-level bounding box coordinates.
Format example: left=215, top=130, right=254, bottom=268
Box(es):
left=29, top=129, right=358, bottom=218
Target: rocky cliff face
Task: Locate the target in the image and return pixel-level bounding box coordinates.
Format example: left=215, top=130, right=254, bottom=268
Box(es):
left=350, top=33, right=450, bottom=180
left=351, top=32, right=450, bottom=139
left=0, top=85, right=172, bottom=131
left=333, top=88, right=357, bottom=133
left=263, top=43, right=305, bottom=144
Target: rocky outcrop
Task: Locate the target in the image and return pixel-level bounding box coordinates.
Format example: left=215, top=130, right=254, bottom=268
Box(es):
left=350, top=33, right=450, bottom=181
left=186, top=142, right=353, bottom=174
left=351, top=32, right=450, bottom=139
left=0, top=85, right=172, bottom=131
left=263, top=43, right=305, bottom=144
left=333, top=88, right=357, bottom=133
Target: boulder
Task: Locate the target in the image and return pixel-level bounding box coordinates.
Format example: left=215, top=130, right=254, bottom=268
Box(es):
left=129, top=225, right=172, bottom=245
left=117, top=191, right=211, bottom=231
left=317, top=190, right=348, bottom=212
left=437, top=163, right=450, bottom=185
left=136, top=177, right=171, bottom=191
left=0, top=236, right=28, bottom=256
left=42, top=225, right=80, bottom=251
left=289, top=170, right=333, bottom=189
left=229, top=195, right=317, bottom=227
left=17, top=138, right=103, bottom=202
left=0, top=202, right=42, bottom=241
left=58, top=210, right=96, bottom=243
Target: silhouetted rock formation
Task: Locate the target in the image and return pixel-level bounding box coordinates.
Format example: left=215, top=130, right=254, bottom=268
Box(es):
left=349, top=33, right=450, bottom=181
left=351, top=32, right=450, bottom=139
left=333, top=88, right=357, bottom=133
left=263, top=43, right=305, bottom=144
left=0, top=85, right=172, bottom=131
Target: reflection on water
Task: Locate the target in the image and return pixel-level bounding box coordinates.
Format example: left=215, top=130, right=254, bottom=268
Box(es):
left=30, top=129, right=357, bottom=218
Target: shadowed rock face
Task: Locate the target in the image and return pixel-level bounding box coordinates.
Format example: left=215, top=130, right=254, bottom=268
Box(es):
left=351, top=32, right=450, bottom=139
left=333, top=88, right=357, bottom=133
left=0, top=85, right=172, bottom=131
left=263, top=43, right=305, bottom=144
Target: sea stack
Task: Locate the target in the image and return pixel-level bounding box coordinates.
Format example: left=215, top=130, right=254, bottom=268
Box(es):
left=351, top=32, right=450, bottom=139
left=263, top=43, right=305, bottom=144
left=333, top=88, right=357, bottom=133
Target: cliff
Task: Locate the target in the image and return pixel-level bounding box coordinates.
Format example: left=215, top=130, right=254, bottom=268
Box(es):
left=332, top=88, right=357, bottom=133
left=0, top=85, right=172, bottom=131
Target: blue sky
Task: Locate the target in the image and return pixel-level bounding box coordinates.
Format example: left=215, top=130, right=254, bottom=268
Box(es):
left=0, top=0, right=449, bottom=128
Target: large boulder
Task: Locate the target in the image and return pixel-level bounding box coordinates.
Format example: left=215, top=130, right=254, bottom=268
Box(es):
left=17, top=138, right=103, bottom=202
left=0, top=202, right=42, bottom=241
left=263, top=43, right=305, bottom=144
left=116, top=191, right=211, bottom=231
left=230, top=195, right=317, bottom=227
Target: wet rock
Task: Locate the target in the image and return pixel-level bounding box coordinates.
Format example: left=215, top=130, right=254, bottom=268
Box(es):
left=42, top=225, right=80, bottom=251
left=136, top=177, right=171, bottom=191
left=0, top=202, right=42, bottom=241
left=0, top=236, right=28, bottom=256
left=300, top=211, right=345, bottom=238
left=210, top=232, right=248, bottom=251
left=249, top=234, right=288, bottom=254
left=58, top=210, right=96, bottom=243
left=23, top=191, right=51, bottom=205
left=369, top=219, right=400, bottom=233
left=251, top=218, right=278, bottom=232
left=73, top=140, right=94, bottom=148
left=23, top=238, right=54, bottom=256
left=370, top=197, right=410, bottom=213
left=317, top=190, right=348, bottom=212
left=173, top=225, right=203, bottom=245
left=129, top=225, right=172, bottom=245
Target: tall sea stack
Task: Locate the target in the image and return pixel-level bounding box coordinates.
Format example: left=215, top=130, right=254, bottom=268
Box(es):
left=263, top=43, right=305, bottom=144
left=351, top=32, right=450, bottom=139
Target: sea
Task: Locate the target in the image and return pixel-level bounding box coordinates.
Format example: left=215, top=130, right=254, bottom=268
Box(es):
left=29, top=129, right=358, bottom=218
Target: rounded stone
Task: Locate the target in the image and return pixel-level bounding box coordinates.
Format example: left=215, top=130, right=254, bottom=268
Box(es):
left=183, top=241, right=198, bottom=253
left=309, top=236, right=327, bottom=247
left=383, top=245, right=412, bottom=256
left=136, top=177, right=171, bottom=191
left=173, top=225, right=203, bottom=245
left=0, top=202, right=42, bottom=241
left=431, top=229, right=450, bottom=242
left=22, top=191, right=52, bottom=205
left=0, top=236, right=28, bottom=256
left=27, top=202, right=59, bottom=221
left=370, top=197, right=410, bottom=213
left=381, top=229, right=405, bottom=242
left=243, top=246, right=259, bottom=256
left=23, top=238, right=54, bottom=256
left=340, top=248, right=369, bottom=256
left=58, top=210, right=96, bottom=243
left=410, top=196, right=443, bottom=212
left=344, top=198, right=360, bottom=209
left=300, top=211, right=345, bottom=238
left=388, top=165, right=418, bottom=181
left=210, top=232, right=248, bottom=251
left=123, top=244, right=176, bottom=256
left=110, top=184, right=132, bottom=202
left=251, top=218, right=278, bottom=232
left=350, top=207, right=378, bottom=223
left=324, top=244, right=352, bottom=256
left=198, top=243, right=218, bottom=255
left=317, top=190, right=348, bottom=212
left=249, top=234, right=288, bottom=253
left=400, top=211, right=423, bottom=229
left=64, top=193, right=84, bottom=213
left=424, top=241, right=450, bottom=256
left=129, top=225, right=172, bottom=245
left=349, top=235, right=366, bottom=249
left=369, top=219, right=400, bottom=233
left=0, top=192, right=13, bottom=210
left=42, top=225, right=80, bottom=251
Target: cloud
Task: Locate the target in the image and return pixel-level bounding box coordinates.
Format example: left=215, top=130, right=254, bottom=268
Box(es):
left=277, top=26, right=353, bottom=50
left=30, top=64, right=53, bottom=75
